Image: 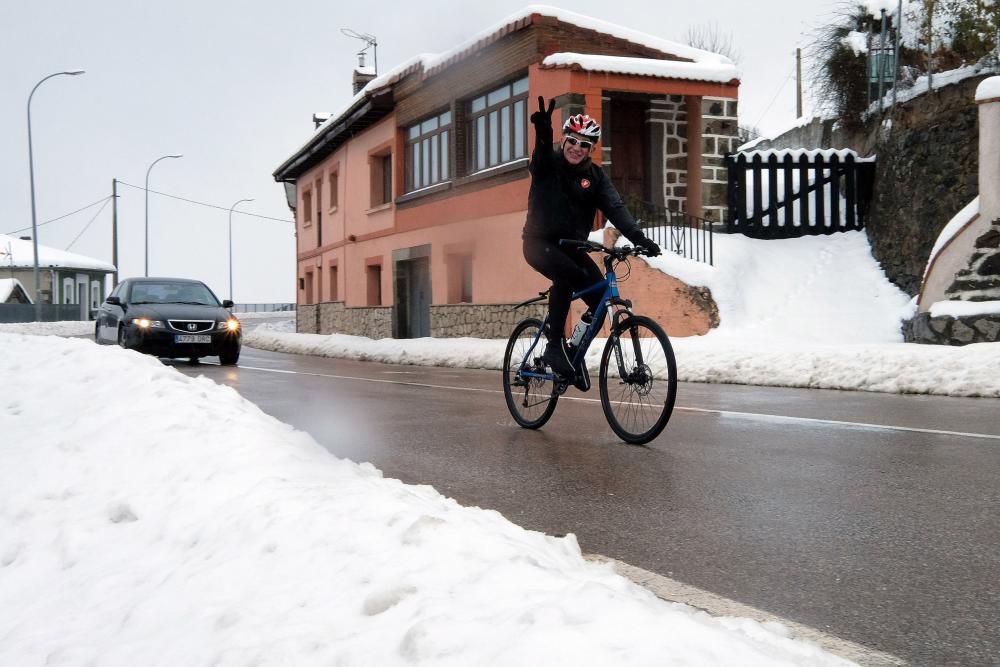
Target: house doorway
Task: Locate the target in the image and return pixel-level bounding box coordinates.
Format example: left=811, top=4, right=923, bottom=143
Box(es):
left=608, top=97, right=650, bottom=207
left=393, top=245, right=432, bottom=338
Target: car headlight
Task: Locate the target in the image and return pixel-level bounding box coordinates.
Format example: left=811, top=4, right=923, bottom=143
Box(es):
left=133, top=318, right=163, bottom=329
left=218, top=318, right=240, bottom=331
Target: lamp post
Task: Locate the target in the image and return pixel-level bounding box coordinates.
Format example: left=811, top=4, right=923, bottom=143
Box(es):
left=144, top=153, right=183, bottom=276
left=228, top=198, right=254, bottom=302
left=27, top=69, right=85, bottom=321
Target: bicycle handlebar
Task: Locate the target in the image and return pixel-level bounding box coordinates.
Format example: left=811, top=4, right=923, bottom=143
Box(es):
left=558, top=238, right=652, bottom=258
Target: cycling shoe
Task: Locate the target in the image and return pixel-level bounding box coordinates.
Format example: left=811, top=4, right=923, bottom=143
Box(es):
left=542, top=339, right=575, bottom=378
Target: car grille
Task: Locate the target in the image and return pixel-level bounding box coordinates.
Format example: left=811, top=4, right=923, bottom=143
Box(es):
left=168, top=320, right=215, bottom=333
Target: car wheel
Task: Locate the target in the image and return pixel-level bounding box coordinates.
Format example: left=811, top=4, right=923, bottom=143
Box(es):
left=94, top=321, right=101, bottom=344
left=219, top=349, right=240, bottom=366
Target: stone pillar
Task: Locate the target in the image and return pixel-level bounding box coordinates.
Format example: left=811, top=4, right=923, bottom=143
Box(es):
left=977, top=77, right=1000, bottom=222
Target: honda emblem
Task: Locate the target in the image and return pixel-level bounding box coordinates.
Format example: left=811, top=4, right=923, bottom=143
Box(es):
left=187, top=323, right=197, bottom=331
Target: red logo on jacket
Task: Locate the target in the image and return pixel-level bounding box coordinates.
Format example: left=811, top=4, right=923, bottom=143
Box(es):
left=580, top=178, right=591, bottom=189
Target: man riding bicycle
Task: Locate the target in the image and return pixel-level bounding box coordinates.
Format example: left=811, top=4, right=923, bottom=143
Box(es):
left=522, top=96, right=661, bottom=379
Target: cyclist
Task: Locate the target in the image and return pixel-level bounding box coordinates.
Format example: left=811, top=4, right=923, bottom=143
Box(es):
left=522, top=96, right=661, bottom=379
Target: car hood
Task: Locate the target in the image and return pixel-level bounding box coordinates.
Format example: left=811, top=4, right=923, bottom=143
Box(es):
left=128, top=303, right=233, bottom=321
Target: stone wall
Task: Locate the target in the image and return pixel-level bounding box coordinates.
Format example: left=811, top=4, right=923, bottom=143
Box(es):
left=903, top=312, right=1000, bottom=344
left=649, top=95, right=688, bottom=212
left=316, top=302, right=393, bottom=338
left=297, top=305, right=319, bottom=333
left=701, top=97, right=739, bottom=223
left=430, top=303, right=548, bottom=338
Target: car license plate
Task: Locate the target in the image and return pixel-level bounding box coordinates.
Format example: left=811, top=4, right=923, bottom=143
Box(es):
left=175, top=334, right=211, bottom=343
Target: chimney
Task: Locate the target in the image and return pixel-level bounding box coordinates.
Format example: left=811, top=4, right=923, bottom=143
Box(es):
left=353, top=67, right=376, bottom=95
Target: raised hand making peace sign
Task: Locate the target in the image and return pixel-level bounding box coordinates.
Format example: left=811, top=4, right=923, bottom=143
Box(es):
left=530, top=96, right=555, bottom=126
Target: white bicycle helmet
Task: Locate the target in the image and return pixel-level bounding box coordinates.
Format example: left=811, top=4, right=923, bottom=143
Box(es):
left=562, top=113, right=601, bottom=140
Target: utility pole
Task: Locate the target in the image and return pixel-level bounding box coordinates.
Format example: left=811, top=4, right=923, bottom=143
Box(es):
left=112, top=178, right=119, bottom=287
left=893, top=0, right=903, bottom=109
left=878, top=9, right=888, bottom=111
left=796, top=48, right=803, bottom=118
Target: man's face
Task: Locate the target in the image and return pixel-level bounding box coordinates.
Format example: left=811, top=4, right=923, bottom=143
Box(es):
left=562, top=133, right=595, bottom=165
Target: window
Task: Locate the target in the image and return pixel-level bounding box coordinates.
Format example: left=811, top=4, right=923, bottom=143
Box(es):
left=315, top=178, right=323, bottom=247
left=406, top=110, right=452, bottom=192
left=302, top=189, right=313, bottom=227
left=466, top=76, right=528, bottom=173
left=304, top=272, right=314, bottom=305
left=370, top=153, right=393, bottom=207
left=366, top=264, right=382, bottom=305
left=63, top=278, right=74, bottom=304
left=328, top=171, right=339, bottom=210
left=329, top=264, right=338, bottom=301
left=91, top=283, right=100, bottom=309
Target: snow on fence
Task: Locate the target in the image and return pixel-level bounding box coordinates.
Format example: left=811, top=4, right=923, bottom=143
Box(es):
left=726, top=149, right=877, bottom=239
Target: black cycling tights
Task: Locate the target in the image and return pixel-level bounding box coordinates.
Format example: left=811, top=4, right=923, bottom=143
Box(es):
left=523, top=237, right=604, bottom=341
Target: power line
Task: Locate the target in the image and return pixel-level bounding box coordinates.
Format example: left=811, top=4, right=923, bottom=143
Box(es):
left=753, top=64, right=797, bottom=130
left=3, top=195, right=113, bottom=236
left=66, top=197, right=112, bottom=251
left=116, top=180, right=294, bottom=224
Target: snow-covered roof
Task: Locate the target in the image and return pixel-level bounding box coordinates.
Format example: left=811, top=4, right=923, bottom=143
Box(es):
left=0, top=234, right=115, bottom=272
left=0, top=278, right=31, bottom=303
left=278, top=5, right=734, bottom=178
left=542, top=53, right=739, bottom=84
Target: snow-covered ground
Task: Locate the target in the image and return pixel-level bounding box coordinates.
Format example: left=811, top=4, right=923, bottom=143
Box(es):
left=0, top=333, right=854, bottom=666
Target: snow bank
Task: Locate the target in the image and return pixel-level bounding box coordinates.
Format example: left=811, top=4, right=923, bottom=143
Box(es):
left=0, top=333, right=854, bottom=666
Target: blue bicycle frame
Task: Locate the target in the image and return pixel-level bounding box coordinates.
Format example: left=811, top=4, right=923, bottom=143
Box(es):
left=518, top=264, right=623, bottom=382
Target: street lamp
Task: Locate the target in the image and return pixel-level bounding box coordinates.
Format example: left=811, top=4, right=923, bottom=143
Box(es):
left=27, top=69, right=85, bottom=321
left=228, top=198, right=254, bottom=302
left=144, top=153, right=183, bottom=276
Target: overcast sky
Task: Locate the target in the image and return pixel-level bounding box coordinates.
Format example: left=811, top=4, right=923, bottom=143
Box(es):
left=0, top=0, right=844, bottom=302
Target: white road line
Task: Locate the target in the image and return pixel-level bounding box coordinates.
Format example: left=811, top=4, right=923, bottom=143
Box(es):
left=586, top=555, right=907, bottom=667
left=234, top=365, right=1000, bottom=442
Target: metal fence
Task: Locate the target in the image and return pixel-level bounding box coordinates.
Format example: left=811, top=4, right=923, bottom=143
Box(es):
left=0, top=304, right=88, bottom=324
left=231, top=303, right=296, bottom=313
left=630, top=201, right=715, bottom=266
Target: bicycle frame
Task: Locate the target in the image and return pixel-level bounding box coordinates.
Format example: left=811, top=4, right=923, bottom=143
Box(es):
left=518, top=253, right=630, bottom=382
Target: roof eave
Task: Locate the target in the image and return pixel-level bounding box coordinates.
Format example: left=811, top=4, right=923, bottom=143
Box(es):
left=273, top=89, right=394, bottom=182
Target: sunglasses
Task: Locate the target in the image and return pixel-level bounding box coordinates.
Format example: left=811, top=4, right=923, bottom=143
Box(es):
left=564, top=136, right=595, bottom=150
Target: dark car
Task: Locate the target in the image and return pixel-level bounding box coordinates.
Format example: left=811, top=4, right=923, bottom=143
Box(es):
left=96, top=277, right=241, bottom=365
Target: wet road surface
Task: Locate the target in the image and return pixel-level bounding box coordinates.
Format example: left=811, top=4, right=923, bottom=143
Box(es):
left=170, top=346, right=1000, bottom=666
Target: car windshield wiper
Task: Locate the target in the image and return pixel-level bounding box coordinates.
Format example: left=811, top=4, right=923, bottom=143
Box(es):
left=167, top=301, right=213, bottom=306
left=130, top=300, right=156, bottom=304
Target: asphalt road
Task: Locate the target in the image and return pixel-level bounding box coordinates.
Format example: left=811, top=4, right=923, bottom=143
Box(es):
left=170, top=346, right=1000, bottom=667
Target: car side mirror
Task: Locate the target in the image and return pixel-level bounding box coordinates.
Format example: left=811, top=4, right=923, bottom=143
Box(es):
left=222, top=299, right=234, bottom=309
left=106, top=296, right=122, bottom=306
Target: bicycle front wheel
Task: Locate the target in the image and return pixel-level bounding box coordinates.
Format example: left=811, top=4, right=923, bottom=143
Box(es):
left=503, top=318, right=559, bottom=429
left=599, top=315, right=677, bottom=444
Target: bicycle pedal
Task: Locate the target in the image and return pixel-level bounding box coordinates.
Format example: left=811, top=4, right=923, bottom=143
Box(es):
left=555, top=381, right=569, bottom=396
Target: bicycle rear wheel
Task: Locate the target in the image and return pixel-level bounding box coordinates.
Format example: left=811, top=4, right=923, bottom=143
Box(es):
left=599, top=315, right=677, bottom=444
left=503, top=318, right=559, bottom=429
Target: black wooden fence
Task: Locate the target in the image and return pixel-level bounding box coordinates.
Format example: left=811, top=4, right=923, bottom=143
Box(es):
left=623, top=200, right=714, bottom=265
left=726, top=150, right=876, bottom=239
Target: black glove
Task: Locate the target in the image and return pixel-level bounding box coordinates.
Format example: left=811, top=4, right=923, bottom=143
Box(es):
left=530, top=96, right=555, bottom=127
left=635, top=237, right=661, bottom=257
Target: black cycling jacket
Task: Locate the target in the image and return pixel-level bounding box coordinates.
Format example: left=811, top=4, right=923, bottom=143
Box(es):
left=522, top=114, right=643, bottom=244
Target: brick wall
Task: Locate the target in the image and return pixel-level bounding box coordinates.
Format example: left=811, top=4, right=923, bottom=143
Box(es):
left=430, top=303, right=547, bottom=338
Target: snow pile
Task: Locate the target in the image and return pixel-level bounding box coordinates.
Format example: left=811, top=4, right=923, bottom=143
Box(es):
left=0, top=233, right=115, bottom=271
left=0, top=333, right=854, bottom=666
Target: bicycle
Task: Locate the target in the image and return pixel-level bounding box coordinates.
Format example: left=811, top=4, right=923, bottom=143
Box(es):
left=502, top=239, right=678, bottom=445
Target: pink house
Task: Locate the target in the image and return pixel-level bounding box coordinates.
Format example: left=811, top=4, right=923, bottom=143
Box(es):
left=273, top=7, right=739, bottom=339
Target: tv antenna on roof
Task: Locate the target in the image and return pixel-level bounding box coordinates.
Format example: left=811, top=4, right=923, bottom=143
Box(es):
left=340, top=28, right=378, bottom=74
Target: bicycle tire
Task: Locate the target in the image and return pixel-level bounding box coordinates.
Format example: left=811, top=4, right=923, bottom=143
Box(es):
left=503, top=318, right=559, bottom=429
left=599, top=315, right=677, bottom=444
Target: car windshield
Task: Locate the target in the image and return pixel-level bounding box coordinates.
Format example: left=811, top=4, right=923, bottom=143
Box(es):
left=129, top=281, right=219, bottom=305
